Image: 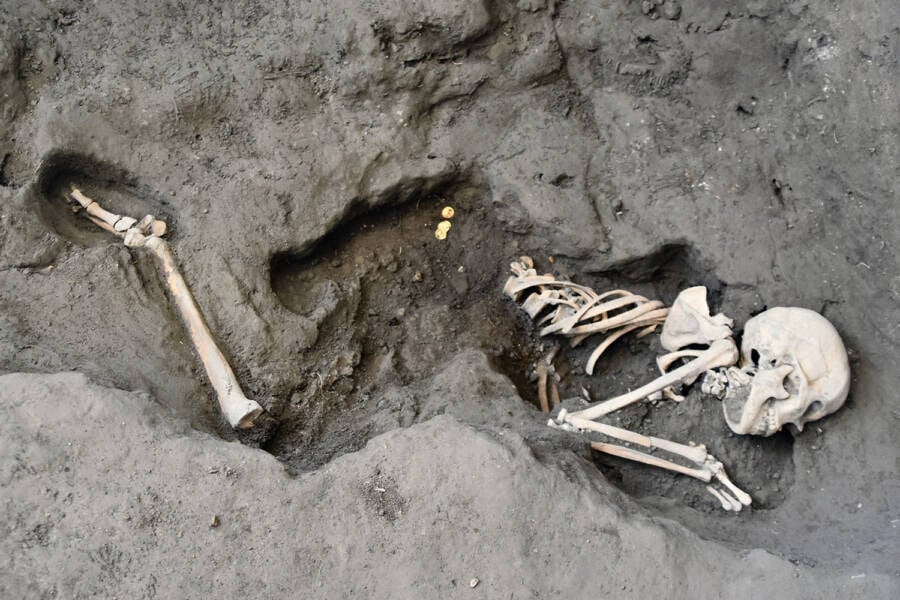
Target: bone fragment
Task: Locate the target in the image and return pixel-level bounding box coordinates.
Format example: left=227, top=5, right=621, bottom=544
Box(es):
left=718, top=488, right=743, bottom=512
left=139, top=236, right=263, bottom=428
left=656, top=349, right=705, bottom=373
left=69, top=188, right=264, bottom=429
left=570, top=338, right=739, bottom=421
left=706, top=486, right=735, bottom=511
left=584, top=322, right=648, bottom=375
left=69, top=188, right=123, bottom=228
left=543, top=294, right=650, bottom=335
left=86, top=214, right=120, bottom=236
left=114, top=216, right=137, bottom=232
left=547, top=302, right=667, bottom=337
left=704, top=457, right=752, bottom=507
left=549, top=378, right=560, bottom=408
left=505, top=258, right=667, bottom=373
left=150, top=219, right=167, bottom=237
left=660, top=286, right=733, bottom=351
left=536, top=361, right=550, bottom=414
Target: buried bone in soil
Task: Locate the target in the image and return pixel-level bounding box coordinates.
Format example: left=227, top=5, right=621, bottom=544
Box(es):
left=504, top=257, right=852, bottom=512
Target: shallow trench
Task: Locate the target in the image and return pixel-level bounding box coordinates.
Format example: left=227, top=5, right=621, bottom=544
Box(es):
left=15, top=157, right=799, bottom=553
left=262, top=179, right=797, bottom=515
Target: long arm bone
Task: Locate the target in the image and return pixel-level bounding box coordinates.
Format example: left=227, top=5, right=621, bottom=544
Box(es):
left=567, top=337, right=738, bottom=421
left=68, top=188, right=264, bottom=429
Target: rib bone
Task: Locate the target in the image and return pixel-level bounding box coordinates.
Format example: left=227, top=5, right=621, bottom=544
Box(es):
left=68, top=188, right=264, bottom=429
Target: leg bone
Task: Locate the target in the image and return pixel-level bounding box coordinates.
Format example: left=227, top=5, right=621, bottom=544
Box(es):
left=590, top=442, right=713, bottom=481
left=71, top=189, right=264, bottom=429
left=141, top=236, right=264, bottom=429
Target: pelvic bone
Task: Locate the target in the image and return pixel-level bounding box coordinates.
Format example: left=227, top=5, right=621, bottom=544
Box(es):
left=66, top=188, right=264, bottom=429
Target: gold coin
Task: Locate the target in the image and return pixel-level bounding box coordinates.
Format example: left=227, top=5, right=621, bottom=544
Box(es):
left=435, top=229, right=447, bottom=240
left=441, top=206, right=455, bottom=219
left=437, top=220, right=452, bottom=233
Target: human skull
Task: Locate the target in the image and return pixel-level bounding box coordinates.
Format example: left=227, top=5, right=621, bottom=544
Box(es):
left=722, top=307, right=850, bottom=436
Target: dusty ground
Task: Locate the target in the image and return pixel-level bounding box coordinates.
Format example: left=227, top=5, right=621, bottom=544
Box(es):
left=1, top=0, right=898, bottom=597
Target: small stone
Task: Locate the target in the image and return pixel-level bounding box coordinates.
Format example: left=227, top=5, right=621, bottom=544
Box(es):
left=209, top=515, right=220, bottom=528
left=413, top=271, right=423, bottom=282
left=662, top=0, right=681, bottom=20
left=469, top=578, right=479, bottom=588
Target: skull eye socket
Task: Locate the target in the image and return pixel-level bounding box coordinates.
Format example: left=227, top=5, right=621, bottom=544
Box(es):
left=751, top=349, right=760, bottom=366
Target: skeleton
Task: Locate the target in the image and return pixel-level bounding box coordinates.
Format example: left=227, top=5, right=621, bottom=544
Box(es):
left=65, top=187, right=264, bottom=429
left=505, top=257, right=851, bottom=511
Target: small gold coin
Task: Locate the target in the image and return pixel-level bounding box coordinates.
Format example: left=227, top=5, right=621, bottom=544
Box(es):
left=437, top=220, right=452, bottom=233
left=435, top=229, right=447, bottom=240
left=441, top=206, right=455, bottom=219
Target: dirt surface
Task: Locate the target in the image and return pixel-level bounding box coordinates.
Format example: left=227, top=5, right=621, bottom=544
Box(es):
left=1, top=0, right=898, bottom=597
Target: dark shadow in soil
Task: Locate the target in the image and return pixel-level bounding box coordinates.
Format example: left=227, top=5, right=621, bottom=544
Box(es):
left=264, top=181, right=796, bottom=516
left=31, top=151, right=175, bottom=248
left=265, top=176, right=537, bottom=471
left=2, top=152, right=214, bottom=430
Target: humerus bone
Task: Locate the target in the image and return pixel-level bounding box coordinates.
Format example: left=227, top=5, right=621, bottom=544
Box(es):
left=66, top=187, right=264, bottom=429
left=568, top=338, right=738, bottom=421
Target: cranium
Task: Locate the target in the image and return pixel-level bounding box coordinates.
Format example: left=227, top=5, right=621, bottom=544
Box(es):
left=722, top=307, right=850, bottom=436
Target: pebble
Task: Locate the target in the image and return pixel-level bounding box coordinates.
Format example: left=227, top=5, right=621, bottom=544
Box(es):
left=209, top=515, right=220, bottom=528
left=469, top=578, right=479, bottom=588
